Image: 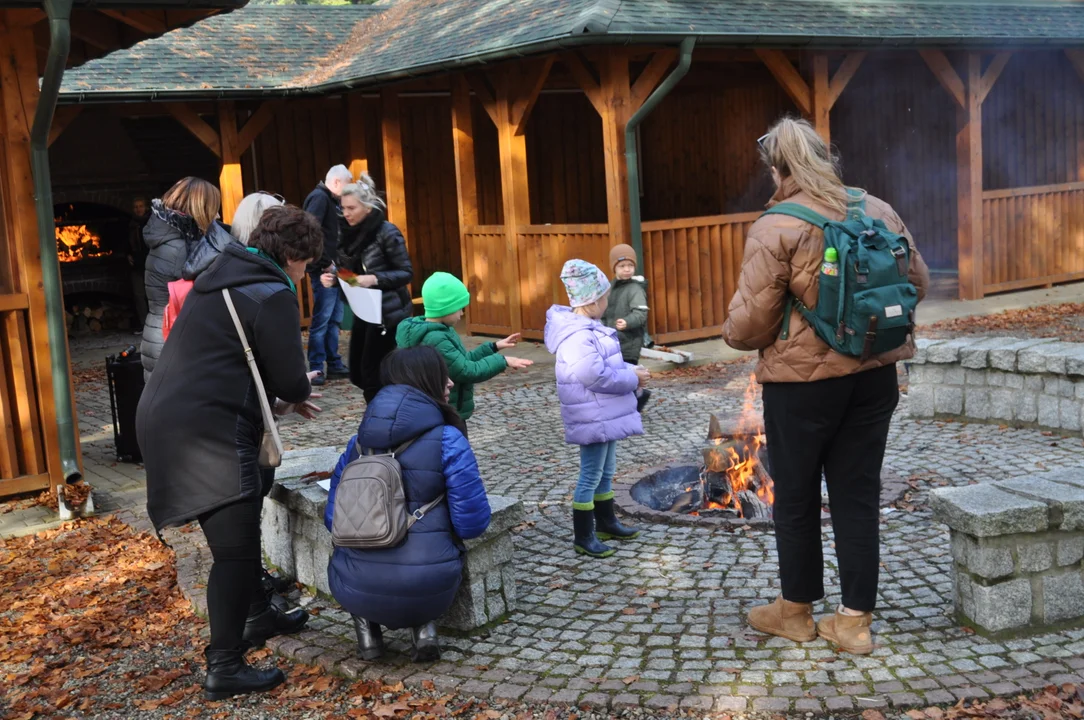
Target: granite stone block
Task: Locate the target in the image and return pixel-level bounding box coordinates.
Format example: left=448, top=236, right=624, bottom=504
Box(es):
left=971, top=578, right=1032, bottom=633
left=935, top=386, right=964, bottom=415
left=998, top=476, right=1084, bottom=531
left=1042, top=572, right=1084, bottom=623
left=930, top=485, right=1048, bottom=537
left=989, top=338, right=1056, bottom=372
left=1058, top=536, right=1084, bottom=566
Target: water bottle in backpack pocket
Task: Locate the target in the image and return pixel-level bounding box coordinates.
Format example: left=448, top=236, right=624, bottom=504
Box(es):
left=770, top=189, right=918, bottom=360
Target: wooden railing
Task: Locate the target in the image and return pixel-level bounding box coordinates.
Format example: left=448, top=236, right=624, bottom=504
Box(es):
left=0, top=294, right=49, bottom=495
left=982, top=181, right=1084, bottom=294
left=517, top=224, right=610, bottom=335
left=642, top=212, right=759, bottom=343
left=461, top=225, right=514, bottom=334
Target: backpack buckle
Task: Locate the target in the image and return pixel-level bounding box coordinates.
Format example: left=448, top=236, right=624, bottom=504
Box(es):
left=412, top=508, right=425, bottom=520
left=892, top=246, right=908, bottom=275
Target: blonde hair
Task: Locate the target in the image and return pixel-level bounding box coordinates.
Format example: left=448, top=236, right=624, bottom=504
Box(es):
left=161, top=176, right=220, bottom=232
left=341, top=172, right=386, bottom=211
left=759, top=117, right=848, bottom=215
left=232, top=192, right=284, bottom=245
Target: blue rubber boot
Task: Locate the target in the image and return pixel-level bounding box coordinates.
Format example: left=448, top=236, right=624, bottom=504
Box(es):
left=573, top=508, right=615, bottom=558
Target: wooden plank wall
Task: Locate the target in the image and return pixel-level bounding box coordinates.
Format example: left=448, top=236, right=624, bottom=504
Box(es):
left=832, top=53, right=959, bottom=271
left=461, top=225, right=513, bottom=333
left=517, top=224, right=610, bottom=335
left=525, top=93, right=607, bottom=224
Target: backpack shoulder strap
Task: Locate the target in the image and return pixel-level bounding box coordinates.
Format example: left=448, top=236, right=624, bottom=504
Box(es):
left=762, top=202, right=831, bottom=229
left=845, top=187, right=867, bottom=220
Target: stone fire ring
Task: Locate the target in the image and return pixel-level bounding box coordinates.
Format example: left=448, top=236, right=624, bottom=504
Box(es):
left=613, top=463, right=907, bottom=530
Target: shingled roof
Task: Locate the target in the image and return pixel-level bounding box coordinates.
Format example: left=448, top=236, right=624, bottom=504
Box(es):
left=61, top=0, right=1084, bottom=100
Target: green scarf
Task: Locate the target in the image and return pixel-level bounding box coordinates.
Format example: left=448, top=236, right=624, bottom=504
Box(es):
left=245, top=247, right=296, bottom=294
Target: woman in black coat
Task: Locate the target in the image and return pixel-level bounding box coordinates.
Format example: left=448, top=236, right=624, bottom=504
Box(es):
left=140, top=177, right=220, bottom=379
left=136, top=206, right=323, bottom=700
left=320, top=174, right=413, bottom=403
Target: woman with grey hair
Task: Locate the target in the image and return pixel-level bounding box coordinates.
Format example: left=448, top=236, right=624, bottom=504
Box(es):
left=232, top=192, right=285, bottom=245
left=320, top=173, right=413, bottom=402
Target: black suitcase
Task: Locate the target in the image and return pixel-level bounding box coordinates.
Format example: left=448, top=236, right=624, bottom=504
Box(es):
left=106, top=346, right=145, bottom=463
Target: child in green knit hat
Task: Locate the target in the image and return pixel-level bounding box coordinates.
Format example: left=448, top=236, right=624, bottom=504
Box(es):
left=396, top=272, right=533, bottom=421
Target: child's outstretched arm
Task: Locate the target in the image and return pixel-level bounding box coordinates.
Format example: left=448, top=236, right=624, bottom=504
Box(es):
left=466, top=340, right=499, bottom=362
left=324, top=435, right=360, bottom=531
left=438, top=335, right=507, bottom=384
left=566, top=334, right=639, bottom=396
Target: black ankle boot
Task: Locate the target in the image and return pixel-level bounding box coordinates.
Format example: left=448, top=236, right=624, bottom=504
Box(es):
left=262, top=568, right=294, bottom=595
left=410, top=621, right=440, bottom=662
left=593, top=498, right=640, bottom=540
left=203, top=648, right=285, bottom=701
left=636, top=388, right=652, bottom=413
left=573, top=508, right=615, bottom=558
left=242, top=603, right=308, bottom=647
left=352, top=615, right=385, bottom=661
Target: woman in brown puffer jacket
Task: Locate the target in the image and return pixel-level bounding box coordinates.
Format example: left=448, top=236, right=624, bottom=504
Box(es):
left=723, top=117, right=929, bottom=655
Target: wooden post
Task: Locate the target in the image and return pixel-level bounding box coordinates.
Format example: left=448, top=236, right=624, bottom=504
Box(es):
left=599, top=52, right=633, bottom=247
left=493, top=67, right=528, bottom=332
left=811, top=54, right=831, bottom=144
left=346, top=92, right=368, bottom=181
left=450, top=75, right=478, bottom=325
left=380, top=87, right=408, bottom=240
left=0, top=21, right=67, bottom=490
left=218, top=100, right=243, bottom=224
left=957, top=53, right=984, bottom=301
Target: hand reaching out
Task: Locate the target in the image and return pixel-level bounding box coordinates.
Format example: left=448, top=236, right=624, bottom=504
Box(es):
left=615, top=318, right=628, bottom=331
left=273, top=392, right=323, bottom=419
left=496, top=332, right=521, bottom=350
left=505, top=356, right=533, bottom=370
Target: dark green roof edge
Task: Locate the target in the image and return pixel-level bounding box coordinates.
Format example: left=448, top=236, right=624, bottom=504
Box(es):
left=58, top=30, right=1084, bottom=105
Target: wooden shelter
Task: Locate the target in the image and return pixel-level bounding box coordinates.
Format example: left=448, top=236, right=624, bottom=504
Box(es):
left=0, top=0, right=243, bottom=497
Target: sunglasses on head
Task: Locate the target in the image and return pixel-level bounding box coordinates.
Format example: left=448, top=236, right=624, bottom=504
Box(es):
left=757, top=133, right=770, bottom=150
left=259, top=191, right=286, bottom=203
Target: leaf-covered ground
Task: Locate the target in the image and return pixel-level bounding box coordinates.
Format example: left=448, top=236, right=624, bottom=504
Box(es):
left=921, top=303, right=1084, bottom=342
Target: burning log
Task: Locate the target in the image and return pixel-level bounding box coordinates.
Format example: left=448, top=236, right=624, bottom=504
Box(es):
left=738, top=490, right=772, bottom=520
left=701, top=440, right=745, bottom=472
left=669, top=488, right=701, bottom=514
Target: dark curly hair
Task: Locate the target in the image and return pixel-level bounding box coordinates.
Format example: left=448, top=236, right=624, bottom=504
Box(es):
left=248, top=205, right=323, bottom=267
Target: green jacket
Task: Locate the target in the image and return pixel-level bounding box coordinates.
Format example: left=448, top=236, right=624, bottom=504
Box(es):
left=395, top=317, right=506, bottom=419
left=602, top=276, right=649, bottom=363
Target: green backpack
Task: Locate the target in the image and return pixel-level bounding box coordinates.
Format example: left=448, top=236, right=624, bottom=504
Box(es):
left=765, top=189, right=918, bottom=360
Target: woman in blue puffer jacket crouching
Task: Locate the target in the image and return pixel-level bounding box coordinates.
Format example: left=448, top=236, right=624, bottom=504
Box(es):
left=324, top=346, right=491, bottom=662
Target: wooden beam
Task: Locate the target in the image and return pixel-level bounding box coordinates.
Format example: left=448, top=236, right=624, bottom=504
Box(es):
left=166, top=102, right=220, bottom=157
left=599, top=51, right=633, bottom=248
left=236, top=99, right=279, bottom=154
left=218, top=100, right=243, bottom=225
left=957, top=52, right=984, bottom=300
left=630, top=49, right=677, bottom=111
left=99, top=9, right=166, bottom=35
left=827, top=52, right=866, bottom=108
left=1067, top=49, right=1084, bottom=85
left=756, top=49, right=811, bottom=115
left=465, top=72, right=498, bottom=127
left=919, top=49, right=966, bottom=109
left=978, top=52, right=1012, bottom=105
left=380, top=87, right=409, bottom=239
left=511, top=55, right=554, bottom=136
left=451, top=74, right=478, bottom=328
left=562, top=51, right=604, bottom=114
left=811, top=53, right=830, bottom=144
left=346, top=92, right=368, bottom=181
left=493, top=68, right=528, bottom=332
left=69, top=9, right=124, bottom=52
left=47, top=104, right=82, bottom=146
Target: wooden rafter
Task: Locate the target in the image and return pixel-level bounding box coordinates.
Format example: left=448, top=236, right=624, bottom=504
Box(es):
left=630, top=49, right=678, bottom=110
left=828, top=52, right=866, bottom=107
left=755, top=49, right=811, bottom=114
left=1067, top=50, right=1084, bottom=84
left=511, top=56, right=554, bottom=136
left=100, top=9, right=166, bottom=35
left=919, top=50, right=966, bottom=108
left=236, top=100, right=280, bottom=153
left=562, top=51, right=604, bottom=114
left=165, top=103, right=220, bottom=157
left=465, top=72, right=498, bottom=127
left=48, top=105, right=83, bottom=146
left=70, top=10, right=124, bottom=52
left=978, top=52, right=1012, bottom=105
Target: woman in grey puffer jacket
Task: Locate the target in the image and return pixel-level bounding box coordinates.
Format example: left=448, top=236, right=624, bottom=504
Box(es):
left=140, top=177, right=220, bottom=378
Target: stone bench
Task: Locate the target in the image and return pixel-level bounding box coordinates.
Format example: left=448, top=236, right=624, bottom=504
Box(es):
left=908, top=337, right=1084, bottom=433
left=930, top=468, right=1084, bottom=636
left=260, top=447, right=524, bottom=633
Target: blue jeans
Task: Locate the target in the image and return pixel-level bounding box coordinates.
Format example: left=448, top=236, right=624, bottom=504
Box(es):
left=574, top=440, right=617, bottom=509
left=307, top=279, right=345, bottom=372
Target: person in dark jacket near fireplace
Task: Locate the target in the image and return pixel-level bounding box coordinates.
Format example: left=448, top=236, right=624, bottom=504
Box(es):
left=137, top=206, right=324, bottom=701
left=140, top=177, right=219, bottom=379
left=320, top=173, right=413, bottom=403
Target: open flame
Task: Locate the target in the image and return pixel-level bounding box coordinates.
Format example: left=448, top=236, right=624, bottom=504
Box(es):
left=56, top=223, right=110, bottom=263
left=684, top=374, right=774, bottom=518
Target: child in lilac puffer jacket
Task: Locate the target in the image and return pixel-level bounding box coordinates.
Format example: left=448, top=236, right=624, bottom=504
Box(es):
left=544, top=259, right=650, bottom=558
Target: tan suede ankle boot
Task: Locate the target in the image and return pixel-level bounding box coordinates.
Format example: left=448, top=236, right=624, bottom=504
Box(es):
left=817, top=608, right=874, bottom=654
left=746, top=596, right=817, bottom=643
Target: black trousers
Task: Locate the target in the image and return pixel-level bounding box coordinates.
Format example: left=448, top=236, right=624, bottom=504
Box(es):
left=198, top=498, right=265, bottom=651
left=762, top=364, right=898, bottom=612
left=348, top=317, right=399, bottom=403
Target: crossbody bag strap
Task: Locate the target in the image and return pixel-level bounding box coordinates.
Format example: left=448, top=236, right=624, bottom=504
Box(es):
left=406, top=493, right=446, bottom=529
left=222, top=288, right=282, bottom=452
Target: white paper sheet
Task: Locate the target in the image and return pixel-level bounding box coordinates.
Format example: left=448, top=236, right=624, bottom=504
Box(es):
left=317, top=479, right=331, bottom=492
left=338, top=279, right=383, bottom=325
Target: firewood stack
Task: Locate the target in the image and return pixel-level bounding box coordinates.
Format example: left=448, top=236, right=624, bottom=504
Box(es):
left=66, top=301, right=134, bottom=334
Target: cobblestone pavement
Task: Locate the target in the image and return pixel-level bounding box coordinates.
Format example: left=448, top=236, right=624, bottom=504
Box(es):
left=25, top=340, right=1084, bottom=714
